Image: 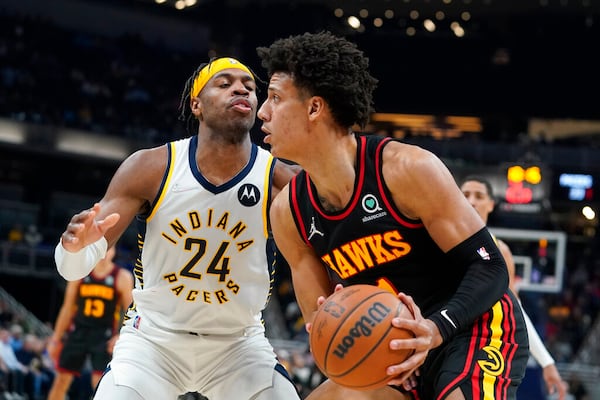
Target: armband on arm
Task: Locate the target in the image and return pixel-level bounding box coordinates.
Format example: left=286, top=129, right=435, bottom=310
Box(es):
left=521, top=303, right=555, bottom=367
left=429, top=227, right=508, bottom=342
left=54, top=237, right=108, bottom=281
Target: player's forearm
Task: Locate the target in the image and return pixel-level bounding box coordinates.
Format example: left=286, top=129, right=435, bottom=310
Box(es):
left=521, top=305, right=555, bottom=367
left=430, top=228, right=508, bottom=341
left=55, top=237, right=108, bottom=280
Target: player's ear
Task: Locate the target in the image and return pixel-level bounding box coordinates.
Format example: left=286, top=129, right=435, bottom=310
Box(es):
left=190, top=97, right=202, bottom=117
left=308, top=96, right=323, bottom=120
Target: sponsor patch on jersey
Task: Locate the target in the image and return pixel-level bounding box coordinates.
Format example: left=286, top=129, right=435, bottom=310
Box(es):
left=361, top=194, right=388, bottom=222
left=362, top=194, right=383, bottom=213
left=238, top=183, right=260, bottom=206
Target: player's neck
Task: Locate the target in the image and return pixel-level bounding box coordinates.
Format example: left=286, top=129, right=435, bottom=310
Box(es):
left=306, top=134, right=357, bottom=211
left=195, top=136, right=252, bottom=185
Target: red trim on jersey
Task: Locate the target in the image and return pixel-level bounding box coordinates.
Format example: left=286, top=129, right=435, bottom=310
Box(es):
left=374, top=138, right=424, bottom=229
left=290, top=175, right=311, bottom=245
left=305, top=135, right=367, bottom=220
left=437, top=319, right=481, bottom=399
left=500, top=294, right=519, bottom=398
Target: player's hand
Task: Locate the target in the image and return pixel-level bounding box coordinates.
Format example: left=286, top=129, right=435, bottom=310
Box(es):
left=60, top=203, right=120, bottom=252
left=305, top=284, right=344, bottom=333
left=386, top=292, right=434, bottom=387
left=47, top=338, right=62, bottom=366
left=543, top=364, right=568, bottom=400
left=107, top=334, right=120, bottom=354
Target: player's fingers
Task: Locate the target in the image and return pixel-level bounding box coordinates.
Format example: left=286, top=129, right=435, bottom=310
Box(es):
left=397, top=292, right=423, bottom=320
left=386, top=347, right=427, bottom=378
left=316, top=296, right=326, bottom=307
left=305, top=322, right=312, bottom=333
left=386, top=366, right=417, bottom=386
left=98, top=213, right=121, bottom=233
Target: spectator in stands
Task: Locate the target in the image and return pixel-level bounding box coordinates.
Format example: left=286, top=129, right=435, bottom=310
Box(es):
left=460, top=175, right=568, bottom=400
left=0, top=327, right=28, bottom=399
left=7, top=324, right=23, bottom=353
left=15, top=333, right=54, bottom=400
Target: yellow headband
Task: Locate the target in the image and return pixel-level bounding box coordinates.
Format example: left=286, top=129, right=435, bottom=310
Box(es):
left=190, top=57, right=253, bottom=99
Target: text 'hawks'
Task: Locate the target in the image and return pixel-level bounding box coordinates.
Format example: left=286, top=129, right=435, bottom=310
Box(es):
left=321, top=230, right=411, bottom=279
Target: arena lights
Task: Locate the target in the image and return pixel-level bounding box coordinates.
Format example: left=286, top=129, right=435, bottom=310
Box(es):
left=333, top=5, right=470, bottom=37
left=582, top=205, right=596, bottom=220
left=154, top=0, right=197, bottom=10
left=505, top=165, right=544, bottom=205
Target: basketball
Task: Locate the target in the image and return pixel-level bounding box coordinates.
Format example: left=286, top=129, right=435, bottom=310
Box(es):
left=309, top=284, right=414, bottom=391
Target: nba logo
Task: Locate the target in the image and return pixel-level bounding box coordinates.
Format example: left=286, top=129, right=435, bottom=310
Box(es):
left=133, top=315, right=141, bottom=329
left=477, top=247, right=491, bottom=260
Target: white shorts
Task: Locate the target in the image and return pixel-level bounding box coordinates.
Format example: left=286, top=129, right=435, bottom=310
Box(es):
left=99, top=316, right=298, bottom=399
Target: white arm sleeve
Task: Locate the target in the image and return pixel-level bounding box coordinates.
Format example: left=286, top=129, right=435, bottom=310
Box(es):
left=54, top=237, right=108, bottom=281
left=521, top=303, right=555, bottom=368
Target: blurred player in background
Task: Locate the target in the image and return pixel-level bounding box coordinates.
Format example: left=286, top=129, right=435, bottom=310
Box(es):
left=47, top=245, right=133, bottom=400
left=460, top=175, right=568, bottom=400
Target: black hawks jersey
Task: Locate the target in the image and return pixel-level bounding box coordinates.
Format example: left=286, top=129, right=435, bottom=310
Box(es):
left=289, top=134, right=466, bottom=317
left=73, top=265, right=120, bottom=331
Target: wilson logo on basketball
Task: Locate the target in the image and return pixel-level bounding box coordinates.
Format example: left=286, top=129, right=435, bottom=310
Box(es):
left=332, top=301, right=392, bottom=359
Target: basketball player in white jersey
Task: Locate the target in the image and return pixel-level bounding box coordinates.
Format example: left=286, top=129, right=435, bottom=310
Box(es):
left=54, top=57, right=301, bottom=400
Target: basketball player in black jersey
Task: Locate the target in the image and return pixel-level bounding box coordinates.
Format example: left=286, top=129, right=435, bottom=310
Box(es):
left=256, top=31, right=529, bottom=400
left=47, top=246, right=133, bottom=400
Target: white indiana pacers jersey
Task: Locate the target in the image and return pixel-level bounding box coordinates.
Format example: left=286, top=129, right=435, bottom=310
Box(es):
left=127, top=136, right=276, bottom=335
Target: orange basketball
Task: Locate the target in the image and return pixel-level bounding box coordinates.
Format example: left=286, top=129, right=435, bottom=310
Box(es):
left=309, top=284, right=414, bottom=390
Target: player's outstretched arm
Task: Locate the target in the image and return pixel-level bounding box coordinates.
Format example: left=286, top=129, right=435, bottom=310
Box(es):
left=55, top=146, right=166, bottom=281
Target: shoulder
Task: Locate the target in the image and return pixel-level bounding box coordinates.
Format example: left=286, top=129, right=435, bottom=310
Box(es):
left=123, top=144, right=168, bottom=171
left=116, top=266, right=134, bottom=288
left=272, top=159, right=301, bottom=198
left=110, top=144, right=169, bottom=199
left=270, top=183, right=293, bottom=222
left=382, top=141, right=451, bottom=186
left=116, top=265, right=134, bottom=279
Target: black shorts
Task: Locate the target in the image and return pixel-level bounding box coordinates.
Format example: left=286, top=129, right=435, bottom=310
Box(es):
left=58, top=326, right=113, bottom=374
left=414, top=292, right=529, bottom=400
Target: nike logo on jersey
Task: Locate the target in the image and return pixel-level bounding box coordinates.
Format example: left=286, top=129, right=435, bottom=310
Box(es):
left=440, top=309, right=457, bottom=329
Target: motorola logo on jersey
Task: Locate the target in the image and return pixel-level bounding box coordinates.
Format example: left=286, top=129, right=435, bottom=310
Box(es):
left=238, top=183, right=260, bottom=206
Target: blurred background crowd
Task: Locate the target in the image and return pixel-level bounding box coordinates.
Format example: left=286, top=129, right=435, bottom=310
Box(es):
left=1, top=0, right=599, bottom=399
